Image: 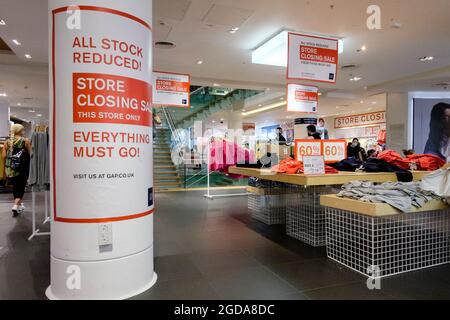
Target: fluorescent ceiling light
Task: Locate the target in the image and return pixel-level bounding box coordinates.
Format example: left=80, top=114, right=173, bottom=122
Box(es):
left=350, top=76, right=362, bottom=81
left=25, top=54, right=32, bottom=59
left=419, top=56, right=434, bottom=62
left=0, top=19, right=6, bottom=26
left=252, top=30, right=344, bottom=67
left=0, top=93, right=7, bottom=97
left=242, top=101, right=287, bottom=116
left=12, top=39, right=21, bottom=46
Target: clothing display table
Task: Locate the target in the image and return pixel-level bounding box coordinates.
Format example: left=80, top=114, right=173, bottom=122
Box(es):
left=230, top=167, right=431, bottom=247
left=321, top=195, right=450, bottom=278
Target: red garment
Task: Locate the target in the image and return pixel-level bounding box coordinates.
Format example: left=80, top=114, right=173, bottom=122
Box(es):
left=209, top=140, right=256, bottom=177
left=377, top=129, right=387, bottom=145
left=377, top=150, right=445, bottom=171
left=271, top=157, right=339, bottom=174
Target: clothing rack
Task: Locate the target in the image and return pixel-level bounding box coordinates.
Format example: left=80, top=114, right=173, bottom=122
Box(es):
left=203, top=142, right=249, bottom=200
left=28, top=185, right=51, bottom=241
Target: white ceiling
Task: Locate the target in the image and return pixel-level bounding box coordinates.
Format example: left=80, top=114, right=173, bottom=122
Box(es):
left=1, top=0, right=450, bottom=121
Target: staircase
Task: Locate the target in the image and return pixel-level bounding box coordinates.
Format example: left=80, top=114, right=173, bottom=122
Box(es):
left=153, top=127, right=182, bottom=191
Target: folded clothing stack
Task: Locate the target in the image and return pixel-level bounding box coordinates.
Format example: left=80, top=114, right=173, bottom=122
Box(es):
left=271, top=157, right=339, bottom=174
left=337, top=180, right=442, bottom=213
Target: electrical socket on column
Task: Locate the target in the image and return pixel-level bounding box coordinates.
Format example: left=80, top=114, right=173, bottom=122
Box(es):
left=98, top=223, right=113, bottom=246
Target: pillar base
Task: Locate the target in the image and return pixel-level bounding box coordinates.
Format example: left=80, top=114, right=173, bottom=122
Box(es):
left=46, top=246, right=156, bottom=300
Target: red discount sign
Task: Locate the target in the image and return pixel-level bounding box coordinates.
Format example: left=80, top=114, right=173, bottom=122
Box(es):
left=323, top=140, right=347, bottom=163
left=295, top=139, right=347, bottom=163
left=294, top=140, right=322, bottom=162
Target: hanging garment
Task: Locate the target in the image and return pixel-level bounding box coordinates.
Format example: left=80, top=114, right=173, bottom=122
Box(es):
left=209, top=140, right=255, bottom=178
left=0, top=143, right=4, bottom=179
left=28, top=132, right=50, bottom=186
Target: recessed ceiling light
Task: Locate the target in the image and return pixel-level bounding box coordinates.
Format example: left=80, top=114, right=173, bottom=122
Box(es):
left=213, top=83, right=221, bottom=87
left=197, top=60, right=203, bottom=65
left=25, top=54, right=32, bottom=59
left=258, top=104, right=262, bottom=107
left=29, top=109, right=35, bottom=113
left=212, top=120, right=216, bottom=123
left=37, top=114, right=42, bottom=117
left=12, top=39, right=21, bottom=46
left=0, top=93, right=7, bottom=97
left=0, top=19, right=6, bottom=26
left=17, top=103, right=21, bottom=106
left=229, top=27, right=239, bottom=34
left=419, top=56, right=434, bottom=62
left=357, top=45, right=367, bottom=53
left=350, top=76, right=362, bottom=81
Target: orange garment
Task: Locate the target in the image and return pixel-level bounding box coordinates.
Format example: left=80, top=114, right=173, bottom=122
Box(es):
left=377, top=150, right=445, bottom=171
left=271, top=157, right=339, bottom=174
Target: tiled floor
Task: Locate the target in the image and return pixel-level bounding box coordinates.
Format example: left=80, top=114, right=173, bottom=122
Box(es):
left=1, top=190, right=450, bottom=300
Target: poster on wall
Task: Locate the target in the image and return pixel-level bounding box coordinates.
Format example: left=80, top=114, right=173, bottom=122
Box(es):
left=287, top=84, right=318, bottom=113
left=52, top=6, right=153, bottom=222
left=153, top=71, right=190, bottom=107
left=413, top=99, right=450, bottom=162
left=287, top=32, right=338, bottom=84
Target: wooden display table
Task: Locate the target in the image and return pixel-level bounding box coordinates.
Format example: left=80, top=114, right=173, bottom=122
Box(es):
left=321, top=195, right=450, bottom=278
left=231, top=166, right=432, bottom=247
left=229, top=167, right=430, bottom=186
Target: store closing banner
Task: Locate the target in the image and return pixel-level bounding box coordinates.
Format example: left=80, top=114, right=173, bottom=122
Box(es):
left=287, top=32, right=339, bottom=84
left=153, top=71, right=190, bottom=107
left=287, top=84, right=318, bottom=113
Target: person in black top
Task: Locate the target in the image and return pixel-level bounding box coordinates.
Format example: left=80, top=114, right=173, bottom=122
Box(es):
left=347, top=138, right=367, bottom=161
left=276, top=127, right=287, bottom=145
left=306, top=125, right=322, bottom=140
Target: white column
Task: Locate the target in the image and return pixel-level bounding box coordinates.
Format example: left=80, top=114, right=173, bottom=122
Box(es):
left=386, top=93, right=410, bottom=153
left=294, top=115, right=318, bottom=139
left=47, top=0, right=156, bottom=300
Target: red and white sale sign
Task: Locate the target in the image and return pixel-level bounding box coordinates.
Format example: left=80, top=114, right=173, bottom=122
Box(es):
left=294, top=140, right=322, bottom=162
left=287, top=84, right=318, bottom=113
left=52, top=6, right=153, bottom=223
left=323, top=140, right=347, bottom=163
left=153, top=71, right=190, bottom=107
left=287, top=33, right=339, bottom=84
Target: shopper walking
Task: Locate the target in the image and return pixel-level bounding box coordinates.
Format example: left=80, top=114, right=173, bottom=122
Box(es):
left=1, top=124, right=31, bottom=217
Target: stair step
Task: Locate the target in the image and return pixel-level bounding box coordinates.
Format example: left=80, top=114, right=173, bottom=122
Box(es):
left=155, top=181, right=182, bottom=186
left=155, top=165, right=176, bottom=169
left=155, top=171, right=178, bottom=175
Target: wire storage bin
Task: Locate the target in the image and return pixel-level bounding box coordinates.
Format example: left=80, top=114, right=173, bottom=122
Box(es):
left=286, top=185, right=340, bottom=247
left=325, top=207, right=450, bottom=278
left=247, top=180, right=291, bottom=225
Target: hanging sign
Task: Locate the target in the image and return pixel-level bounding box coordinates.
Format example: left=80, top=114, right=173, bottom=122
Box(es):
left=334, top=111, right=386, bottom=129
left=287, top=84, right=318, bottom=113
left=52, top=6, right=153, bottom=223
left=303, top=156, right=326, bottom=175
left=153, top=71, right=190, bottom=107
left=294, top=139, right=322, bottom=162
left=287, top=32, right=339, bottom=84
